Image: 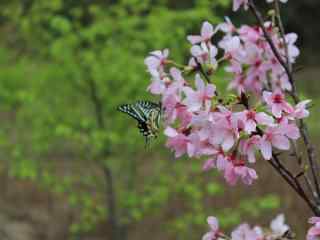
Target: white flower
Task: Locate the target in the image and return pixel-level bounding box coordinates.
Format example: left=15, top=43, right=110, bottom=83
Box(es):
left=270, top=214, right=289, bottom=237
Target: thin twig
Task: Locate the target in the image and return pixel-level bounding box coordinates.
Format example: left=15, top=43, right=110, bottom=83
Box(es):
left=274, top=0, right=291, bottom=72
left=248, top=0, right=320, bottom=204
left=271, top=154, right=319, bottom=214
left=194, top=57, right=212, bottom=83
left=248, top=0, right=296, bottom=95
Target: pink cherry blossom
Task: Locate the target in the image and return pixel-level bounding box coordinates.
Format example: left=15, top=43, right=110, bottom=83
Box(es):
left=289, top=99, right=311, bottom=119
left=231, top=223, right=261, bottom=240
left=258, top=126, right=291, bottom=160
left=228, top=74, right=246, bottom=94
left=164, top=127, right=189, bottom=158
left=202, top=216, right=220, bottom=240
left=203, top=151, right=228, bottom=172
left=190, top=42, right=218, bottom=68
left=218, top=17, right=236, bottom=34
left=187, top=21, right=217, bottom=45
left=145, top=20, right=306, bottom=186
left=240, top=135, right=261, bottom=163
left=183, top=74, right=216, bottom=112
left=236, top=110, right=274, bottom=134
left=263, top=91, right=293, bottom=118
left=278, top=118, right=300, bottom=140
left=238, top=25, right=262, bottom=43
left=144, top=49, right=169, bottom=76
left=147, top=74, right=169, bottom=95
left=209, top=108, right=239, bottom=151
left=233, top=0, right=249, bottom=12
left=225, top=163, right=258, bottom=186
left=285, top=33, right=300, bottom=63
left=219, top=35, right=242, bottom=57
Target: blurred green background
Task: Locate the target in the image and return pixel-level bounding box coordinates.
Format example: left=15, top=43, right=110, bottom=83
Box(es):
left=0, top=1, right=319, bottom=239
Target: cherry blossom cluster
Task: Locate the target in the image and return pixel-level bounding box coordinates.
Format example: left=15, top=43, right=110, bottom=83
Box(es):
left=219, top=17, right=299, bottom=95
left=144, top=20, right=310, bottom=186
left=202, top=214, right=292, bottom=240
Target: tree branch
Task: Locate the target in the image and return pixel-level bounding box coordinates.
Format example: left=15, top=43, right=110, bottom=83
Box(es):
left=86, top=75, right=122, bottom=239
left=248, top=0, right=320, bottom=207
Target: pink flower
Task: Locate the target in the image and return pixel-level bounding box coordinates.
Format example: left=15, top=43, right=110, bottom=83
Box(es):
left=289, top=99, right=311, bottom=119
left=202, top=216, right=220, bottom=240
left=263, top=91, right=293, bottom=118
left=278, top=118, right=300, bottom=140
left=183, top=74, right=216, bottom=112
left=219, top=35, right=242, bottom=56
left=190, top=42, right=218, bottom=67
left=162, top=93, right=180, bottom=123
left=144, top=49, right=169, bottom=76
left=203, top=151, right=227, bottom=171
left=167, top=67, right=186, bottom=95
left=187, top=21, right=217, bottom=45
left=270, top=73, right=292, bottom=92
left=236, top=110, right=274, bottom=134
left=187, top=132, right=217, bottom=158
left=258, top=126, right=291, bottom=160
left=228, top=74, right=246, bottom=95
left=210, top=108, right=239, bottom=151
left=164, top=127, right=189, bottom=158
left=224, top=161, right=258, bottom=186
left=233, top=0, right=249, bottom=12
left=240, top=135, right=261, bottom=163
left=307, top=217, right=320, bottom=240
left=231, top=223, right=261, bottom=240
left=218, top=17, right=236, bottom=34
left=285, top=33, right=299, bottom=63
left=238, top=25, right=262, bottom=43
left=147, top=74, right=169, bottom=95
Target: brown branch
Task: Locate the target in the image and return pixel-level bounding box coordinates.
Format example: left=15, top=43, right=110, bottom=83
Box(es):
left=271, top=154, right=320, bottom=215
left=274, top=0, right=291, bottom=72
left=86, top=75, right=122, bottom=239
left=248, top=0, right=296, bottom=95
left=194, top=57, right=212, bottom=83
left=248, top=0, right=320, bottom=207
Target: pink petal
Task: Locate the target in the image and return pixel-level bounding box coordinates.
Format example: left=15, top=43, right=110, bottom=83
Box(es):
left=187, top=35, right=203, bottom=45
left=222, top=135, right=235, bottom=151
left=203, top=159, right=215, bottom=171
left=201, top=21, right=214, bottom=39
left=190, top=45, right=202, bottom=57
left=207, top=216, right=219, bottom=231
left=245, top=120, right=256, bottom=134
left=272, top=135, right=290, bottom=150
left=164, top=127, right=178, bottom=137
left=255, top=112, right=274, bottom=126
left=260, top=139, right=272, bottom=160
left=309, top=217, right=320, bottom=224
left=195, top=74, right=205, bottom=92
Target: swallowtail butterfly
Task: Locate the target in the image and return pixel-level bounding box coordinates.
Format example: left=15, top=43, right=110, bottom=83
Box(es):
left=118, top=101, right=162, bottom=143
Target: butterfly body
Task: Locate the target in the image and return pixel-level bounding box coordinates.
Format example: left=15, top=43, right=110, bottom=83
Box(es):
left=118, top=101, right=162, bottom=143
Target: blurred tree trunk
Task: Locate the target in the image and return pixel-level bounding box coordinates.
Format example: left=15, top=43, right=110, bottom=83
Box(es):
left=87, top=76, right=125, bottom=240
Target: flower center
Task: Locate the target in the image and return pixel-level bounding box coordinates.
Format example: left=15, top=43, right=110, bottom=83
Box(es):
left=273, top=94, right=283, bottom=104
left=246, top=111, right=256, bottom=120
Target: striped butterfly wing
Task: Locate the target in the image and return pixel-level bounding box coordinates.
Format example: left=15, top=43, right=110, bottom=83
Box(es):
left=118, top=101, right=162, bottom=142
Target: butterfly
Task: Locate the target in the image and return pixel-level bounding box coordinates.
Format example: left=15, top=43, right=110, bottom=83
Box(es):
left=117, top=100, right=162, bottom=143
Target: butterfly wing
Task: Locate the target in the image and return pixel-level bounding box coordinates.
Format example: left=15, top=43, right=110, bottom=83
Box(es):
left=118, top=101, right=162, bottom=142
left=118, top=103, right=147, bottom=122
